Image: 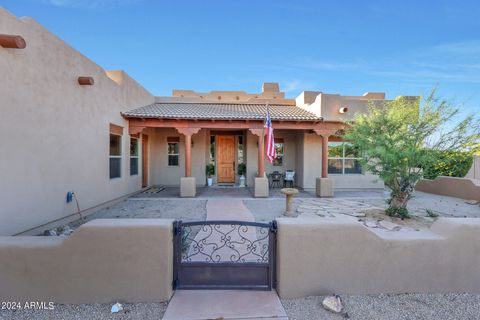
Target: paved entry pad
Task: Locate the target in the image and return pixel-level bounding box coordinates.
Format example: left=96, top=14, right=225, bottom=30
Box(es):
left=162, top=290, right=288, bottom=320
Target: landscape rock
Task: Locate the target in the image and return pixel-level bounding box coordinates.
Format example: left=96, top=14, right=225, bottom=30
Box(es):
left=465, top=200, right=480, bottom=205
left=322, top=295, right=344, bottom=313
left=378, top=220, right=402, bottom=231
left=363, top=208, right=385, bottom=215
left=363, top=220, right=378, bottom=228
left=43, top=229, right=57, bottom=236
left=43, top=225, right=75, bottom=236
left=111, top=302, right=124, bottom=313
left=342, top=211, right=366, bottom=217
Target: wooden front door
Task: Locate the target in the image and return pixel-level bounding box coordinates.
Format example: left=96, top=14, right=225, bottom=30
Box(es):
left=217, top=135, right=236, bottom=183
left=142, top=134, right=149, bottom=187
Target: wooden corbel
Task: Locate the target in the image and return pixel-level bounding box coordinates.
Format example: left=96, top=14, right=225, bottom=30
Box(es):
left=176, top=127, right=201, bottom=136
left=248, top=128, right=264, bottom=137
left=129, top=126, right=146, bottom=135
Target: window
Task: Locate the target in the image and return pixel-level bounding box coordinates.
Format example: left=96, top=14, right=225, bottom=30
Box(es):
left=237, top=135, right=244, bottom=164
left=328, top=142, right=362, bottom=174
left=109, top=134, right=122, bottom=179
left=272, top=139, right=284, bottom=166
left=130, top=137, right=139, bottom=176
left=167, top=137, right=179, bottom=166
left=209, top=135, right=216, bottom=166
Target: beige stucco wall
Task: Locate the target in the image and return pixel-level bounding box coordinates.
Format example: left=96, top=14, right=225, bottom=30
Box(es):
left=149, top=128, right=208, bottom=186
left=276, top=217, right=480, bottom=298
left=300, top=132, right=323, bottom=189
left=416, top=176, right=480, bottom=201
left=0, top=219, right=173, bottom=304
left=263, top=130, right=297, bottom=174
left=331, top=172, right=384, bottom=189
left=465, top=156, right=480, bottom=180
left=296, top=91, right=386, bottom=121
left=0, top=8, right=155, bottom=235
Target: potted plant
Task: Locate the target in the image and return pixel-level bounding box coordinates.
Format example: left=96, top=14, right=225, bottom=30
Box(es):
left=206, top=164, right=215, bottom=187
left=238, top=163, right=246, bottom=187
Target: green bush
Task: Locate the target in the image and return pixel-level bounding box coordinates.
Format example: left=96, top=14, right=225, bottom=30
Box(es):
left=422, top=150, right=473, bottom=180
left=238, top=163, right=246, bottom=176
left=206, top=164, right=215, bottom=177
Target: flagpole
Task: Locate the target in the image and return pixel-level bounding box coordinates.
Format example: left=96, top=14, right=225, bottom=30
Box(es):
left=259, top=103, right=268, bottom=178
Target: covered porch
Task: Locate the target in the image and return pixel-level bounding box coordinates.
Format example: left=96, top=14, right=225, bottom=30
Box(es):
left=131, top=185, right=318, bottom=199
left=122, top=103, right=344, bottom=198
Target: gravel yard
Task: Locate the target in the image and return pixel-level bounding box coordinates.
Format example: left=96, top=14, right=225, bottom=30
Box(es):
left=3, top=293, right=480, bottom=319
left=68, top=199, right=207, bottom=230
left=282, top=293, right=480, bottom=320
left=0, top=302, right=168, bottom=320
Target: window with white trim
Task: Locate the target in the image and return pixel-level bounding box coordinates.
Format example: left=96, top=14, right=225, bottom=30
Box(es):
left=109, top=134, right=122, bottom=179
left=328, top=142, right=362, bottom=174
left=130, top=137, right=139, bottom=176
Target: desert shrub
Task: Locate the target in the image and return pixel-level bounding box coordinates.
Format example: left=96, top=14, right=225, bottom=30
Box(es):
left=422, top=150, right=473, bottom=179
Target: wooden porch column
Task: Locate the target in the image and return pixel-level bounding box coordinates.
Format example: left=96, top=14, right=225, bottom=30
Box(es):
left=321, top=134, right=330, bottom=178
left=176, top=128, right=201, bottom=177
left=185, top=134, right=192, bottom=177
left=249, top=129, right=265, bottom=177
left=314, top=129, right=339, bottom=178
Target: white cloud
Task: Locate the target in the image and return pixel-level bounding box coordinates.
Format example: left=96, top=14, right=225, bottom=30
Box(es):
left=283, top=40, right=480, bottom=85
left=42, top=0, right=143, bottom=9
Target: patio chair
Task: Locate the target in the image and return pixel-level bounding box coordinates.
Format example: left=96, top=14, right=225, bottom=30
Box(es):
left=284, top=170, right=295, bottom=187
left=270, top=171, right=283, bottom=188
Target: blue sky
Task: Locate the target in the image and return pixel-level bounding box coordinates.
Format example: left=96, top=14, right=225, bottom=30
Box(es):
left=3, top=0, right=480, bottom=112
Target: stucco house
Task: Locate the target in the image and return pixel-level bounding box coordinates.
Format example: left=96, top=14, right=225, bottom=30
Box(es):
left=1, top=8, right=409, bottom=235
left=123, top=86, right=387, bottom=198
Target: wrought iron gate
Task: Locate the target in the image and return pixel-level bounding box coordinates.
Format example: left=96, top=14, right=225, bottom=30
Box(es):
left=173, top=220, right=277, bottom=290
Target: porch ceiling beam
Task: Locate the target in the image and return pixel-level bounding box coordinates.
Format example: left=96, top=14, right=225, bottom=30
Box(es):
left=127, top=118, right=344, bottom=131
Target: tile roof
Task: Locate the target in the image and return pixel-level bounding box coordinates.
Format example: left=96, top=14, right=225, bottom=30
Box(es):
left=122, top=103, right=320, bottom=121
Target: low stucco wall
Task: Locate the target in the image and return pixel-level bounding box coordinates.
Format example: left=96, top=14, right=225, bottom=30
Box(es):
left=0, top=219, right=173, bottom=304
left=416, top=176, right=480, bottom=201
left=465, top=156, right=479, bottom=180
left=276, top=218, right=480, bottom=298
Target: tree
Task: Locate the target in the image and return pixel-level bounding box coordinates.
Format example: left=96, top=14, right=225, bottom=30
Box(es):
left=344, top=90, right=480, bottom=218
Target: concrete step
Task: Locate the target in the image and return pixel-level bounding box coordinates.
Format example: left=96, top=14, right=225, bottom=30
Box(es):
left=162, top=290, right=288, bottom=320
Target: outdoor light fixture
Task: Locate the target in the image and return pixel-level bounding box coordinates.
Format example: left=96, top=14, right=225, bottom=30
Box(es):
left=339, top=107, right=349, bottom=114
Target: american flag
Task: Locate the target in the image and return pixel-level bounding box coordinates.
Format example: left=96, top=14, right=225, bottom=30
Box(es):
left=265, top=106, right=277, bottom=163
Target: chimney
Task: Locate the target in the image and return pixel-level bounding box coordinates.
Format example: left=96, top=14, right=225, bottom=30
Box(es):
left=262, top=82, right=280, bottom=93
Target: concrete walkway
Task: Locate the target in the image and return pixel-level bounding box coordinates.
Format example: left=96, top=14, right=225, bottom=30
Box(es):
left=163, top=290, right=288, bottom=320
left=206, top=199, right=255, bottom=221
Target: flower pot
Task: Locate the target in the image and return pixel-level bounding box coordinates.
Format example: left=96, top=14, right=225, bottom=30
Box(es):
left=239, top=175, right=246, bottom=187
left=207, top=177, right=213, bottom=187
